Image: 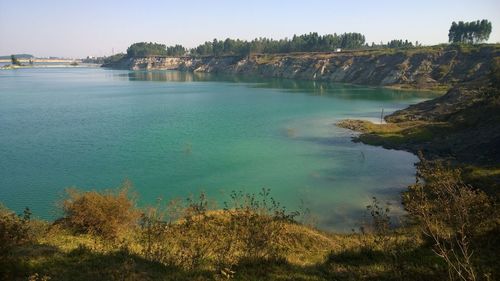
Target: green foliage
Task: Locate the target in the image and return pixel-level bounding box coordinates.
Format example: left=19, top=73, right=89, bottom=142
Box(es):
left=0, top=205, right=33, bottom=255
left=123, top=32, right=427, bottom=59
left=386, top=39, right=414, bottom=49
left=357, top=197, right=420, bottom=280
left=191, top=32, right=367, bottom=56
left=125, top=43, right=187, bottom=58
left=127, top=42, right=168, bottom=57
left=103, top=53, right=126, bottom=64
left=60, top=181, right=140, bottom=241
left=448, top=20, right=492, bottom=44
left=166, top=44, right=187, bottom=56
left=138, top=188, right=297, bottom=273
left=222, top=188, right=297, bottom=261
left=0, top=54, right=33, bottom=60
left=10, top=54, right=21, bottom=66
left=2, top=175, right=498, bottom=280
left=0, top=205, right=36, bottom=280
left=404, top=157, right=497, bottom=281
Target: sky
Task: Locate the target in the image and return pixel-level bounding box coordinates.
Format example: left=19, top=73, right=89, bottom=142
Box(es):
left=0, top=0, right=499, bottom=58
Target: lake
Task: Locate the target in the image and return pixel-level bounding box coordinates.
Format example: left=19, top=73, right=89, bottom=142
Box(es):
left=0, top=67, right=435, bottom=231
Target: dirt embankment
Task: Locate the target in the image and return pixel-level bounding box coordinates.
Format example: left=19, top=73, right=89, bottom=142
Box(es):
left=103, top=45, right=499, bottom=91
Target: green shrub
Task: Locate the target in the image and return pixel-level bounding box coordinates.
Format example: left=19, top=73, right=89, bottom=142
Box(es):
left=60, top=181, right=140, bottom=241
left=223, top=188, right=297, bottom=262
left=138, top=189, right=298, bottom=274
left=404, top=157, right=497, bottom=281
left=0, top=205, right=35, bottom=279
left=0, top=205, right=33, bottom=255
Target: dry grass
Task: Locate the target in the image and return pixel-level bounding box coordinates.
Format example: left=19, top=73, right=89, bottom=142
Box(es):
left=2, top=171, right=498, bottom=280
left=59, top=181, right=141, bottom=241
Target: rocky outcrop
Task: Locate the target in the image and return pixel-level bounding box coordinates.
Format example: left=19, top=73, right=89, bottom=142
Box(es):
left=103, top=45, right=499, bottom=90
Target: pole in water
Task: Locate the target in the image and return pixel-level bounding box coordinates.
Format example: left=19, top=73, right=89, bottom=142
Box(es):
left=380, top=108, right=384, bottom=124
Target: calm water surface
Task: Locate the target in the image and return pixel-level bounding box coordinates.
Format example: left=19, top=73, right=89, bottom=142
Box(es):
left=0, top=68, right=436, bottom=231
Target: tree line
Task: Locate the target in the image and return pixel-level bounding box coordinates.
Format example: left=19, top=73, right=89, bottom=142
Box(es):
left=191, top=32, right=366, bottom=56
left=448, top=19, right=492, bottom=44
left=124, top=20, right=492, bottom=58
left=126, top=42, right=188, bottom=57
left=126, top=32, right=368, bottom=57
left=125, top=33, right=416, bottom=58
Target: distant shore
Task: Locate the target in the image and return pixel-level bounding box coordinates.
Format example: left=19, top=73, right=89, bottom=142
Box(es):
left=0, top=58, right=81, bottom=63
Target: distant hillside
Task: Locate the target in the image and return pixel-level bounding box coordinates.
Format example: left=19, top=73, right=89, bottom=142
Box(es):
left=0, top=54, right=34, bottom=59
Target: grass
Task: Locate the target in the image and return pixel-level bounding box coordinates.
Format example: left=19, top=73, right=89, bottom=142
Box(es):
left=462, top=165, right=500, bottom=197
left=336, top=119, right=449, bottom=147
left=7, top=218, right=444, bottom=281
left=337, top=117, right=500, bottom=196
left=2, top=177, right=498, bottom=280
left=1, top=187, right=455, bottom=281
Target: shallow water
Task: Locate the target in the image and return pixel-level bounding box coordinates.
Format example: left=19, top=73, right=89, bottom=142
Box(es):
left=0, top=68, right=436, bottom=231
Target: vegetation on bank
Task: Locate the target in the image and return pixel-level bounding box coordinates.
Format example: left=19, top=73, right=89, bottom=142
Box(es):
left=120, top=34, right=425, bottom=59
left=126, top=43, right=188, bottom=58
left=1, top=17, right=497, bottom=281
left=1, top=161, right=498, bottom=281
left=0, top=54, right=33, bottom=60
left=337, top=66, right=500, bottom=196
left=191, top=32, right=367, bottom=57
left=113, top=19, right=491, bottom=60
left=448, top=20, right=492, bottom=44
left=10, top=55, right=22, bottom=66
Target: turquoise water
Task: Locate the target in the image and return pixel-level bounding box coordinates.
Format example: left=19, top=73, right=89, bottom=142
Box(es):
left=0, top=68, right=436, bottom=231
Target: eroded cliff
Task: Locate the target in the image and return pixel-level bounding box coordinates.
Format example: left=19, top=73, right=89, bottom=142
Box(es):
left=103, top=45, right=499, bottom=90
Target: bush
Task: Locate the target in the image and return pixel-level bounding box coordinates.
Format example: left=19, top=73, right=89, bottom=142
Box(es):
left=222, top=188, right=297, bottom=262
left=103, top=53, right=126, bottom=64
left=359, top=197, right=419, bottom=280
left=138, top=189, right=298, bottom=273
left=60, top=181, right=140, bottom=241
left=0, top=205, right=35, bottom=279
left=404, top=157, right=497, bottom=281
left=0, top=205, right=33, bottom=255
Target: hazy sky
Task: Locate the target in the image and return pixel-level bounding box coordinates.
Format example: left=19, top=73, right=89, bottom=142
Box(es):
left=1, top=0, right=499, bottom=58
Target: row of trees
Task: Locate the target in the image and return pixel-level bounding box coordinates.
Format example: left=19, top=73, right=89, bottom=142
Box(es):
left=124, top=20, right=492, bottom=58
left=125, top=34, right=416, bottom=58
left=126, top=42, right=169, bottom=57
left=125, top=32, right=368, bottom=58
left=166, top=44, right=187, bottom=56
left=385, top=39, right=415, bottom=48
left=126, top=42, right=187, bottom=57
left=191, top=32, right=367, bottom=56
left=125, top=36, right=417, bottom=58
left=448, top=19, right=492, bottom=44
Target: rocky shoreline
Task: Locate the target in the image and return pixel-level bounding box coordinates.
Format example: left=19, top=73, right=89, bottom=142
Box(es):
left=337, top=79, right=500, bottom=194
left=103, top=45, right=499, bottom=91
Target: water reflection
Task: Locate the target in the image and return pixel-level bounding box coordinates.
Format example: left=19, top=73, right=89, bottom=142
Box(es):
left=123, top=70, right=440, bottom=101
left=126, top=70, right=212, bottom=82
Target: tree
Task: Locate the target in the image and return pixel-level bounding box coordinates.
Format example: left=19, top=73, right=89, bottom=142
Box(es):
left=448, top=20, right=492, bottom=44
left=126, top=42, right=167, bottom=57
left=404, top=158, right=496, bottom=281
left=387, top=39, right=414, bottom=49
left=166, top=45, right=187, bottom=56
left=10, top=55, right=21, bottom=66
left=189, top=32, right=368, bottom=57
